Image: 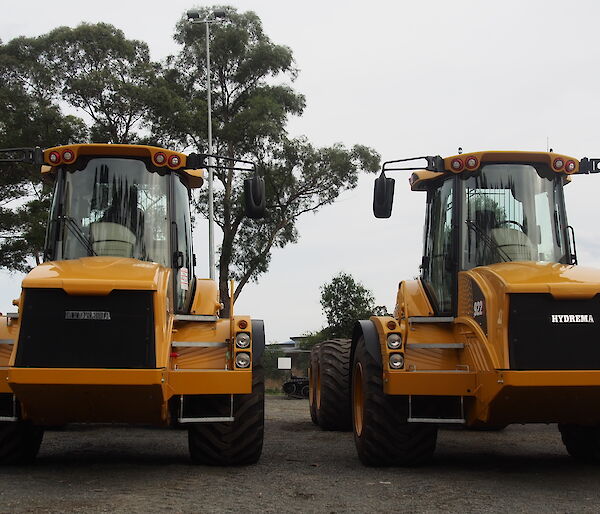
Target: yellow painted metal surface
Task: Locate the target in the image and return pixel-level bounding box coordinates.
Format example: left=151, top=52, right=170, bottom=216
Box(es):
left=0, top=142, right=258, bottom=427
left=384, top=264, right=600, bottom=426
left=475, top=261, right=600, bottom=298
left=384, top=370, right=477, bottom=396
left=22, top=257, right=164, bottom=295
left=43, top=144, right=188, bottom=169
left=190, top=279, right=221, bottom=316
left=409, top=150, right=579, bottom=190
left=167, top=369, right=252, bottom=395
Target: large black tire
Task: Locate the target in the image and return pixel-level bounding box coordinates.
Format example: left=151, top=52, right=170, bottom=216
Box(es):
left=0, top=421, right=44, bottom=465
left=188, top=363, right=264, bottom=466
left=559, top=424, right=600, bottom=462
left=308, top=344, right=321, bottom=425
left=316, top=339, right=352, bottom=431
left=352, top=336, right=437, bottom=466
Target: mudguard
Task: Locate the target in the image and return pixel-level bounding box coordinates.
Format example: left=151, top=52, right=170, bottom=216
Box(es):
left=352, top=320, right=382, bottom=366
left=251, top=319, right=265, bottom=362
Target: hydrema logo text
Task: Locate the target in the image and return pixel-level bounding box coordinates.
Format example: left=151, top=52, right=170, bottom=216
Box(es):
left=550, top=314, right=595, bottom=323
left=65, top=311, right=111, bottom=321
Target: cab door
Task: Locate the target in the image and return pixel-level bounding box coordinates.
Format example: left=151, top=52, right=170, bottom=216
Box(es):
left=171, top=174, right=195, bottom=313
left=421, top=177, right=456, bottom=314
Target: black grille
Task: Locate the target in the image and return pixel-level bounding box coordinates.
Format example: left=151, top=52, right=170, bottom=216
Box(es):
left=15, top=288, right=155, bottom=368
left=509, top=293, right=600, bottom=370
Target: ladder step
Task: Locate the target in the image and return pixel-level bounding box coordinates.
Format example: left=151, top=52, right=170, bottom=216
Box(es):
left=178, top=416, right=234, bottom=423
left=406, top=343, right=464, bottom=349
left=408, top=417, right=466, bottom=424
left=408, top=316, right=454, bottom=323
left=0, top=339, right=14, bottom=345
left=175, top=314, right=218, bottom=322
left=172, top=341, right=227, bottom=348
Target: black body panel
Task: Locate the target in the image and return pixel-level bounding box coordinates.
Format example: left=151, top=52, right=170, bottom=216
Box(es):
left=15, top=288, right=155, bottom=368
left=509, top=293, right=600, bottom=370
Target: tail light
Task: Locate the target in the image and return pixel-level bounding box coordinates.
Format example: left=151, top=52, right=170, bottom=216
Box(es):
left=565, top=160, right=576, bottom=173
left=553, top=158, right=565, bottom=171
left=62, top=149, right=75, bottom=163
left=451, top=158, right=464, bottom=171
left=153, top=152, right=166, bottom=165
left=465, top=156, right=479, bottom=170
left=168, top=154, right=181, bottom=168
left=48, top=151, right=61, bottom=164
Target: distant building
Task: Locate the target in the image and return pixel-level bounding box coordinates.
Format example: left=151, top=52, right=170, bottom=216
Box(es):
left=267, top=336, right=309, bottom=354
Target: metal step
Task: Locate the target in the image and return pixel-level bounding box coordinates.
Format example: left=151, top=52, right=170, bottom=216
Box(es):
left=408, top=395, right=466, bottom=424
left=174, top=314, right=218, bottom=322
left=178, top=394, right=234, bottom=423
left=408, top=417, right=466, bottom=424
left=0, top=339, right=14, bottom=345
left=406, top=343, right=464, bottom=349
left=172, top=341, right=227, bottom=348
left=408, top=316, right=454, bottom=323
left=178, top=416, right=234, bottom=423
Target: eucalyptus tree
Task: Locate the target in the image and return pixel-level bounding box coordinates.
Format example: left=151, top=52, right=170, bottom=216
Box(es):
left=147, top=6, right=380, bottom=312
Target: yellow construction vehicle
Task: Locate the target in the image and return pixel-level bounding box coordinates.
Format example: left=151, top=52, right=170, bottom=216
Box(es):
left=0, top=143, right=266, bottom=465
left=310, top=150, right=600, bottom=465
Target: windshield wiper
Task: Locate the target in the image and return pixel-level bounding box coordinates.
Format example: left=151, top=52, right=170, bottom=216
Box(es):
left=59, top=216, right=97, bottom=256
left=465, top=220, right=511, bottom=263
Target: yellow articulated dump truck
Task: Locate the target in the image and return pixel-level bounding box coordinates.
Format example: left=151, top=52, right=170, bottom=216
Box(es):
left=0, top=144, right=266, bottom=465
left=310, top=150, right=600, bottom=466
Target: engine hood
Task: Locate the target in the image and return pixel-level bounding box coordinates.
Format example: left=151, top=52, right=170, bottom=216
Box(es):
left=22, top=257, right=167, bottom=295
left=473, top=262, right=600, bottom=299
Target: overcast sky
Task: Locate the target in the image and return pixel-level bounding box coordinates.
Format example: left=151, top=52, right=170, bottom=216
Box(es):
left=2, top=0, right=600, bottom=342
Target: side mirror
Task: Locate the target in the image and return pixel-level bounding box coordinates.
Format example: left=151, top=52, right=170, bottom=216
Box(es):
left=244, top=176, right=266, bottom=219
left=373, top=172, right=395, bottom=218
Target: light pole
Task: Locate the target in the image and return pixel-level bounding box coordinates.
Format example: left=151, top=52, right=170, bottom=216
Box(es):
left=187, top=8, right=226, bottom=281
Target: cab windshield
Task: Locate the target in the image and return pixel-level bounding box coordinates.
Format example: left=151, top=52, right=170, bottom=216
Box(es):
left=460, top=163, right=569, bottom=269
left=49, top=157, right=170, bottom=266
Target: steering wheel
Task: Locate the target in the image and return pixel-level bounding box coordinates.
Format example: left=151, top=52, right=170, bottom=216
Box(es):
left=498, top=219, right=525, bottom=231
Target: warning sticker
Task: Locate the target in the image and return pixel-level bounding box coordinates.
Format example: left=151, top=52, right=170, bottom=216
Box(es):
left=180, top=267, right=189, bottom=291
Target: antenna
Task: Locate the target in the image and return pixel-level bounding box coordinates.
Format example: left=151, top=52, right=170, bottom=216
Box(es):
left=546, top=136, right=549, bottom=152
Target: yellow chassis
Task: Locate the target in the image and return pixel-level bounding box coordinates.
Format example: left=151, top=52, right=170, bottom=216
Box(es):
left=384, top=369, right=600, bottom=425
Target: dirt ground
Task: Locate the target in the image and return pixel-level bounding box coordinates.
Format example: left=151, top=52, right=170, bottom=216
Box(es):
left=1, top=396, right=599, bottom=513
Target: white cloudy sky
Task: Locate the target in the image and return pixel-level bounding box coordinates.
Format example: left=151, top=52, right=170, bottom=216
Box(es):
left=2, top=0, right=600, bottom=342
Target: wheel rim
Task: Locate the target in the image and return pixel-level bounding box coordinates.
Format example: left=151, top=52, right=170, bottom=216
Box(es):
left=353, top=362, right=364, bottom=437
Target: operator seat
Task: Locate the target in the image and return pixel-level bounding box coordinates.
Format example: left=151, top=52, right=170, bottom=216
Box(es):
left=90, top=222, right=136, bottom=258
left=490, top=227, right=535, bottom=261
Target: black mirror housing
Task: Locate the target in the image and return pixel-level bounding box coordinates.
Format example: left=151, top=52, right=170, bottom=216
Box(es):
left=373, top=172, right=395, bottom=218
left=244, top=176, right=266, bottom=219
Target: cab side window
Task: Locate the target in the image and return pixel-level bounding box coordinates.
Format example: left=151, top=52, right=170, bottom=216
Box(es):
left=422, top=179, right=455, bottom=314
left=173, top=175, right=195, bottom=313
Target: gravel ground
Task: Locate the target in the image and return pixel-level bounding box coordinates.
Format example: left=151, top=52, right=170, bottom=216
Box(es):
left=0, top=395, right=598, bottom=513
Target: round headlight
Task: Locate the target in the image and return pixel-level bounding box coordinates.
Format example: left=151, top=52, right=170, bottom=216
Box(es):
left=235, top=352, right=251, bottom=368
left=235, top=332, right=251, bottom=349
left=387, top=333, right=402, bottom=350
left=389, top=353, right=404, bottom=369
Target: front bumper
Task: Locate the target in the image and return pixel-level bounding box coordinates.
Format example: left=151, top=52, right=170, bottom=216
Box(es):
left=0, top=367, right=252, bottom=424
left=384, top=369, right=600, bottom=425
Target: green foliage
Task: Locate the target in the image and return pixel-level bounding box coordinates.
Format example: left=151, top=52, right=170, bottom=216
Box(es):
left=0, top=10, right=381, bottom=297
left=144, top=6, right=380, bottom=313
left=319, top=272, right=388, bottom=339
left=0, top=38, right=89, bottom=271
left=320, top=272, right=376, bottom=339
left=0, top=21, right=154, bottom=271
left=299, top=329, right=329, bottom=350
left=41, top=23, right=155, bottom=143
